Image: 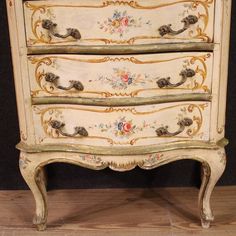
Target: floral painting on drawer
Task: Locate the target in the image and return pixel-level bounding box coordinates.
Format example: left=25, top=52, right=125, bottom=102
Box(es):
left=24, top=0, right=215, bottom=46
left=28, top=53, right=213, bottom=98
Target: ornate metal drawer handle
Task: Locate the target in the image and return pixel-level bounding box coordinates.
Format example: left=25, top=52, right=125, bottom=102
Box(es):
left=156, top=118, right=193, bottom=137
left=156, top=68, right=196, bottom=88
left=45, top=72, right=84, bottom=91
left=158, top=15, right=198, bottom=36
left=42, top=19, right=81, bottom=40
left=50, top=120, right=88, bottom=137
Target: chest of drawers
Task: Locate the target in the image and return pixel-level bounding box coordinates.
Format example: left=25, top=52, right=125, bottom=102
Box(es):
left=6, top=0, right=232, bottom=231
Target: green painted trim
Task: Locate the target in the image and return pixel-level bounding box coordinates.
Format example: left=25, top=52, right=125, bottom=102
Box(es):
left=216, top=138, right=229, bottom=147
left=32, top=94, right=212, bottom=106
left=28, top=43, right=215, bottom=55
left=16, top=140, right=225, bottom=156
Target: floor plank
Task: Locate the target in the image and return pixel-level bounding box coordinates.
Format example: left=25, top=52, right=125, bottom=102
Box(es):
left=0, top=187, right=235, bottom=235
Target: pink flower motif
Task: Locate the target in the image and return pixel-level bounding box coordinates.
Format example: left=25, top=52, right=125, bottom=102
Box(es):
left=121, top=74, right=129, bottom=82
left=121, top=17, right=129, bottom=26
left=123, top=122, right=132, bottom=132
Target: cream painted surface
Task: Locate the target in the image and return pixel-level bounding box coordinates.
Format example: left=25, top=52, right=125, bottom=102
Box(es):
left=6, top=0, right=35, bottom=144
left=210, top=0, right=232, bottom=141
left=28, top=52, right=213, bottom=98
left=32, top=102, right=211, bottom=146
left=24, top=0, right=215, bottom=46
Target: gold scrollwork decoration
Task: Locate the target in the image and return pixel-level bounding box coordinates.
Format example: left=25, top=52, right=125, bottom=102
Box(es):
left=74, top=153, right=164, bottom=171
left=34, top=103, right=207, bottom=145
left=25, top=0, right=213, bottom=45
left=29, top=54, right=211, bottom=97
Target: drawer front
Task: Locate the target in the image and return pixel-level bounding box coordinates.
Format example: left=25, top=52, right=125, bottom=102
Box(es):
left=33, top=102, right=210, bottom=146
left=29, top=53, right=213, bottom=98
left=24, top=0, right=215, bottom=47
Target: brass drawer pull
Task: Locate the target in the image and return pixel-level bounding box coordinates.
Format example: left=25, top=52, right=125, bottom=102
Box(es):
left=42, top=19, right=81, bottom=40
left=158, top=15, right=198, bottom=36
left=156, top=118, right=193, bottom=137
left=156, top=68, right=196, bottom=88
left=45, top=72, right=84, bottom=91
left=50, top=120, right=88, bottom=137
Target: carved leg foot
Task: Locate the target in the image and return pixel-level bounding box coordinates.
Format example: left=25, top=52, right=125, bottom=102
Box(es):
left=201, top=218, right=211, bottom=229
left=19, top=152, right=48, bottom=231
left=198, top=148, right=226, bottom=228
left=34, top=219, right=47, bottom=231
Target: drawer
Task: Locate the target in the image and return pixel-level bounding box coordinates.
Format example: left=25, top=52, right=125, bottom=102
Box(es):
left=24, top=0, right=215, bottom=47
left=28, top=52, right=213, bottom=99
left=33, top=102, right=211, bottom=146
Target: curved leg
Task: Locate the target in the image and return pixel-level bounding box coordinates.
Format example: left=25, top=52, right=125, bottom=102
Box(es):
left=198, top=148, right=226, bottom=228
left=19, top=152, right=48, bottom=231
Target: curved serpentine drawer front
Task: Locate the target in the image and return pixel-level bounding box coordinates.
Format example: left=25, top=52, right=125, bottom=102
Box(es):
left=24, top=0, right=215, bottom=47
left=32, top=102, right=210, bottom=146
left=28, top=52, right=213, bottom=98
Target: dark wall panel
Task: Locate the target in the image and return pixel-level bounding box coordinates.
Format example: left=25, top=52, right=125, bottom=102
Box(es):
left=0, top=1, right=235, bottom=189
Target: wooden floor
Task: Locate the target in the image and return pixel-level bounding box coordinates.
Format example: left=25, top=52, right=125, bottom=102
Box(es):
left=0, top=187, right=236, bottom=236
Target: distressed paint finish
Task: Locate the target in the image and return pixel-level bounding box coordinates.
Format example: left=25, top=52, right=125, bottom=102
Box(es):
left=27, top=42, right=215, bottom=54
left=31, top=93, right=212, bottom=106
left=6, top=0, right=231, bottom=231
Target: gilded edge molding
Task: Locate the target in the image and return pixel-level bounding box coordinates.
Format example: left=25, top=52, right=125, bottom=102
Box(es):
left=16, top=138, right=228, bottom=156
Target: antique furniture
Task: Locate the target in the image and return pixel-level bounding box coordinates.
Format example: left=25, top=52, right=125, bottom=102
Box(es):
left=6, top=0, right=232, bottom=230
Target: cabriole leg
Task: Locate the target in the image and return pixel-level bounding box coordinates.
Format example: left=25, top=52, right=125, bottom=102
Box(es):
left=19, top=152, right=48, bottom=231
left=198, top=148, right=226, bottom=228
